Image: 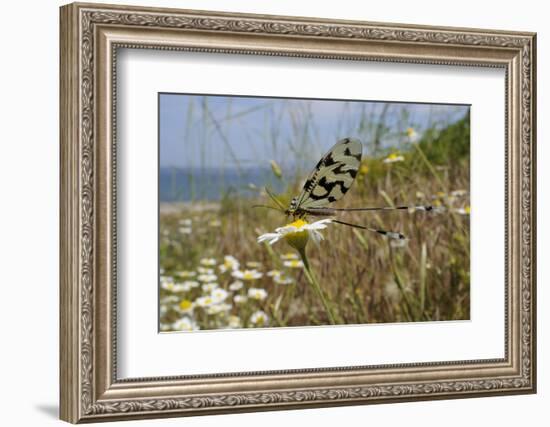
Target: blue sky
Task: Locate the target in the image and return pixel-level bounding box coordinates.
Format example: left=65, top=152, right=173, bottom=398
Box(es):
left=159, top=93, right=469, bottom=170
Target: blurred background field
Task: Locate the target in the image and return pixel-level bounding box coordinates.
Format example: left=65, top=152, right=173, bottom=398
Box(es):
left=159, top=94, right=470, bottom=332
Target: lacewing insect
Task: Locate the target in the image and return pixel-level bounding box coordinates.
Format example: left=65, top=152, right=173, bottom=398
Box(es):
left=260, top=138, right=432, bottom=239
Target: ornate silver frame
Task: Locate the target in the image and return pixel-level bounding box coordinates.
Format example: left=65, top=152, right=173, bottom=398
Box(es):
left=60, top=2, right=536, bottom=423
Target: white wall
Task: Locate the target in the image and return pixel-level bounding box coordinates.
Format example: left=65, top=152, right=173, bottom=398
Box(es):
left=0, top=0, right=546, bottom=426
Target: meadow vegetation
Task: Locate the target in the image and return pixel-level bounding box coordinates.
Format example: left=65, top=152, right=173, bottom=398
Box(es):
left=159, top=112, right=470, bottom=331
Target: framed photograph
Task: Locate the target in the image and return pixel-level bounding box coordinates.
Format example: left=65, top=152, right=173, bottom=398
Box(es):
left=60, top=2, right=537, bottom=423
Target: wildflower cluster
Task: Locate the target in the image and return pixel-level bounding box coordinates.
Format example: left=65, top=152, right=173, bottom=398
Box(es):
left=159, top=252, right=303, bottom=332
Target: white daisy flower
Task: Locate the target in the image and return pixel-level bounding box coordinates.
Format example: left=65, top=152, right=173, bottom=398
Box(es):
left=195, top=295, right=215, bottom=308
left=179, top=227, right=192, bottom=235
left=207, top=303, right=232, bottom=315
left=383, top=153, right=405, bottom=164
left=172, top=316, right=199, bottom=331
left=406, top=127, right=419, bottom=143
left=161, top=278, right=176, bottom=291
left=200, top=257, right=217, bottom=267
left=179, top=218, right=192, bottom=226
left=170, top=282, right=193, bottom=292
left=227, top=315, right=242, bottom=328
left=197, top=273, right=218, bottom=283
left=160, top=323, right=172, bottom=332
left=280, top=252, right=299, bottom=261
left=160, top=295, right=179, bottom=305
left=228, top=280, right=244, bottom=291
left=257, top=218, right=332, bottom=249
left=197, top=266, right=215, bottom=275
left=234, top=295, right=248, bottom=304
left=201, top=282, right=219, bottom=293
left=283, top=259, right=304, bottom=269
left=176, top=299, right=194, bottom=314
left=455, top=206, right=471, bottom=215
left=274, top=274, right=293, bottom=285
left=181, top=280, right=200, bottom=291
left=247, top=287, right=268, bottom=301
left=219, top=255, right=240, bottom=273
left=250, top=310, right=269, bottom=327
left=232, top=269, right=263, bottom=281
left=267, top=269, right=281, bottom=277
left=210, top=288, right=229, bottom=303
left=176, top=270, right=196, bottom=278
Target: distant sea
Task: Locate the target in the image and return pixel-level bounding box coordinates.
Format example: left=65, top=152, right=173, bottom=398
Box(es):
left=159, top=167, right=286, bottom=202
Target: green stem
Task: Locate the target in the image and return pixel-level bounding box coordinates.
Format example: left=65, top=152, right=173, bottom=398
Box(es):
left=283, top=281, right=297, bottom=324
left=412, top=143, right=446, bottom=191
left=299, top=249, right=337, bottom=325
left=388, top=248, right=416, bottom=321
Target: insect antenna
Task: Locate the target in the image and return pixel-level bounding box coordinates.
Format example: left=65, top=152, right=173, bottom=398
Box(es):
left=306, top=205, right=432, bottom=214
left=331, top=219, right=406, bottom=240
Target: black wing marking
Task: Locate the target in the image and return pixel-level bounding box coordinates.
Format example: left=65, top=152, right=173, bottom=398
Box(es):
left=296, top=138, right=362, bottom=210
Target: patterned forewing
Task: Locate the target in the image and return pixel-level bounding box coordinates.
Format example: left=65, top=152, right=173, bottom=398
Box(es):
left=297, top=138, right=362, bottom=209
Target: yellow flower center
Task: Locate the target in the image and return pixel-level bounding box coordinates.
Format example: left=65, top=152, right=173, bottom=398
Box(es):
left=243, top=271, right=256, bottom=280
left=465, top=205, right=471, bottom=214
left=282, top=252, right=298, bottom=260
left=388, top=153, right=399, bottom=160
left=289, top=219, right=307, bottom=228
left=359, top=164, right=369, bottom=175
left=406, top=127, right=415, bottom=137
left=255, top=316, right=265, bottom=326
left=284, top=219, right=309, bottom=252
left=179, top=299, right=192, bottom=310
